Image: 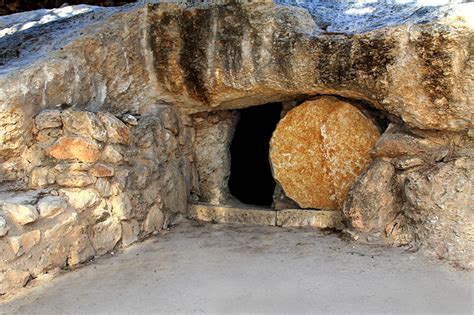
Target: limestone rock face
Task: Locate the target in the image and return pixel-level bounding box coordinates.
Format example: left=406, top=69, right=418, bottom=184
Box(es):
left=270, top=97, right=380, bottom=209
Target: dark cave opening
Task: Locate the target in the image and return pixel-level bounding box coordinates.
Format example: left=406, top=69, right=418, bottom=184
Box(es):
left=228, top=103, right=282, bottom=207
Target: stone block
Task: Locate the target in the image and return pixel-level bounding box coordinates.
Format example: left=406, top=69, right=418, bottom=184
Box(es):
left=121, top=219, right=140, bottom=246
left=89, top=163, right=114, bottom=177
left=47, top=136, right=101, bottom=163
left=37, top=196, right=68, bottom=218
left=59, top=188, right=101, bottom=212
left=144, top=204, right=164, bottom=233
left=35, top=110, right=62, bottom=130
left=61, top=110, right=107, bottom=142
left=90, top=217, right=122, bottom=255
left=68, top=234, right=95, bottom=266
left=3, top=200, right=39, bottom=226
left=276, top=209, right=344, bottom=229
left=101, top=145, right=123, bottom=164
left=188, top=203, right=276, bottom=226
left=56, top=171, right=96, bottom=187
left=95, top=178, right=112, bottom=197
left=98, top=112, right=130, bottom=144
left=109, top=193, right=132, bottom=220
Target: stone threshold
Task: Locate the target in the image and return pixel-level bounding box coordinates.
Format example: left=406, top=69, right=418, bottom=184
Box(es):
left=188, top=203, right=344, bottom=230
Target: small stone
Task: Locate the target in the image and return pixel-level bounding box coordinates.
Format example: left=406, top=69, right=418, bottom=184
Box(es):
left=121, top=114, right=138, bottom=126
left=47, top=136, right=101, bottom=163
left=0, top=270, right=31, bottom=295
left=89, top=163, right=115, bottom=177
left=59, top=188, right=101, bottom=212
left=144, top=204, right=165, bottom=233
left=121, top=219, right=139, bottom=247
left=95, top=178, right=112, bottom=197
left=56, top=171, right=96, bottom=187
left=393, top=157, right=425, bottom=170
left=35, top=110, right=62, bottom=130
left=98, top=112, right=130, bottom=144
left=37, top=196, right=68, bottom=218
left=91, top=217, right=122, bottom=255
left=68, top=234, right=95, bottom=266
left=3, top=201, right=39, bottom=225
left=35, top=128, right=63, bottom=143
left=101, top=145, right=124, bottom=164
left=109, top=193, right=132, bottom=220
left=0, top=216, right=9, bottom=237
left=8, top=230, right=41, bottom=257
left=30, top=167, right=50, bottom=189
left=61, top=110, right=107, bottom=142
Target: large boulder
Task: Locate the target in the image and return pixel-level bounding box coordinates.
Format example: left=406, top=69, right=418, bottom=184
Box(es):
left=270, top=97, right=380, bottom=210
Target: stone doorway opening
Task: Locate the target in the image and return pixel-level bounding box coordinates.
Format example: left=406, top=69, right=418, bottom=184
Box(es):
left=228, top=103, right=282, bottom=207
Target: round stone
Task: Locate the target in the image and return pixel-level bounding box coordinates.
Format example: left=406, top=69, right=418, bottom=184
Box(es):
left=269, top=97, right=381, bottom=210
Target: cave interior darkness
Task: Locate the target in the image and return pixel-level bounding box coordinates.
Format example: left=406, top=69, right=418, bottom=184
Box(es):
left=228, top=103, right=282, bottom=207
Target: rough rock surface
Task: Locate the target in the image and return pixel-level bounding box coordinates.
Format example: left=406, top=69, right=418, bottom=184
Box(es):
left=0, top=0, right=473, bottom=295
left=270, top=97, right=380, bottom=210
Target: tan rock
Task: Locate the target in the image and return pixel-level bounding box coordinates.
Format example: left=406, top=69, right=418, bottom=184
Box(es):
left=35, top=110, right=62, bottom=130
left=59, top=188, right=101, bottom=212
left=343, top=160, right=399, bottom=233
left=47, top=136, right=101, bottom=163
left=8, top=230, right=41, bottom=257
left=121, top=219, right=140, bottom=247
left=90, top=217, right=122, bottom=255
left=270, top=97, right=380, bottom=210
left=56, top=171, right=96, bottom=187
left=98, top=112, right=130, bottom=144
left=37, top=196, right=68, bottom=218
left=68, top=234, right=95, bottom=266
left=276, top=209, right=344, bottom=230
left=89, top=163, right=114, bottom=177
left=101, top=145, right=124, bottom=164
left=30, top=167, right=50, bottom=189
left=109, top=193, right=132, bottom=220
left=95, top=178, right=112, bottom=197
left=61, top=110, right=107, bottom=142
left=144, top=204, right=164, bottom=233
left=3, top=200, right=39, bottom=225
left=0, top=270, right=31, bottom=295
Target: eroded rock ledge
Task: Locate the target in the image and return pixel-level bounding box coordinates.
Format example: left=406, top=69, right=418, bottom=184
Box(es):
left=0, top=0, right=473, bottom=296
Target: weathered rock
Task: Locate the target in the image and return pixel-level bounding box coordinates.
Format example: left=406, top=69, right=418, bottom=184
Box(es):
left=121, top=114, right=138, bottom=126
left=276, top=209, right=344, bottom=229
left=193, top=111, right=237, bottom=205
left=343, top=160, right=399, bottom=233
left=90, top=217, right=122, bottom=255
left=35, top=110, right=62, bottom=130
left=61, top=110, right=107, bottom=142
left=95, top=178, right=112, bottom=197
left=144, top=204, right=164, bottom=233
left=101, top=145, right=124, bottom=164
left=270, top=97, right=380, bottom=209
left=0, top=270, right=30, bottom=295
left=8, top=230, right=41, bottom=257
left=68, top=233, right=95, bottom=266
left=30, top=167, right=52, bottom=189
left=109, top=193, right=132, bottom=220
left=3, top=198, right=39, bottom=225
left=403, top=158, right=474, bottom=268
left=188, top=203, right=276, bottom=226
left=56, top=171, right=96, bottom=187
left=59, top=188, right=101, bottom=212
left=121, top=219, right=139, bottom=247
left=89, top=163, right=114, bottom=177
left=98, top=112, right=130, bottom=144
left=47, top=136, right=101, bottom=163
left=37, top=196, right=68, bottom=218
left=0, top=215, right=9, bottom=237
left=392, top=157, right=425, bottom=170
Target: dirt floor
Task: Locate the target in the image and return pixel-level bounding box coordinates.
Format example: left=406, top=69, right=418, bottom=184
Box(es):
left=1, top=221, right=473, bottom=314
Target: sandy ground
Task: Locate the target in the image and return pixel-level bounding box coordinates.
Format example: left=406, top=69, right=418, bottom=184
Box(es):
left=1, top=221, right=473, bottom=314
